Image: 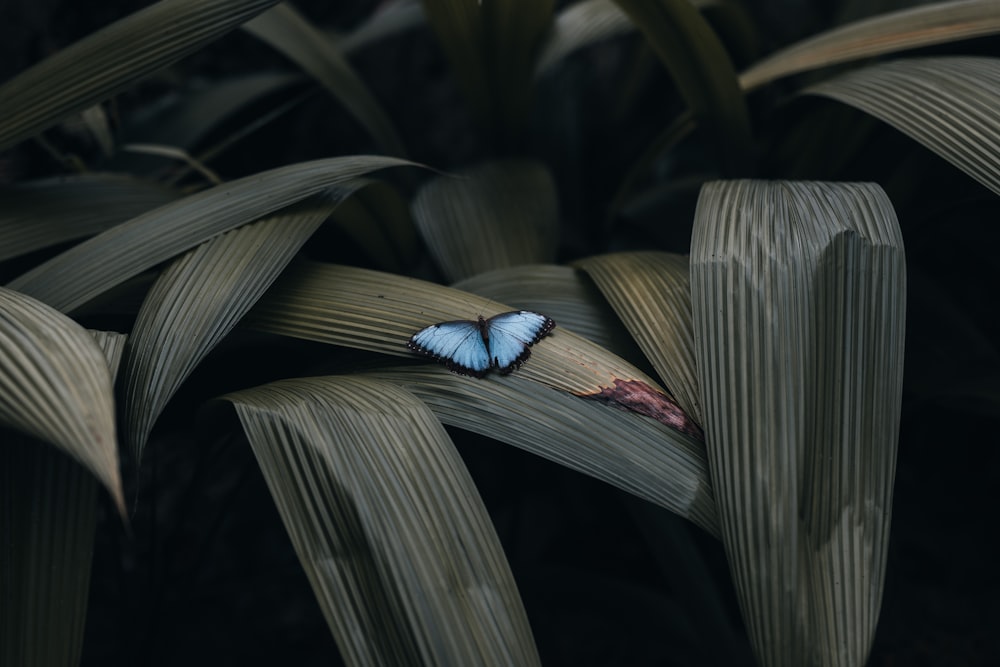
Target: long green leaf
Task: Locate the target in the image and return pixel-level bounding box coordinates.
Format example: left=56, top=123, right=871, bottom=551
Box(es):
left=611, top=0, right=752, bottom=174
left=0, top=174, right=179, bottom=262
left=0, top=330, right=125, bottom=667
left=247, top=262, right=698, bottom=441
left=5, top=156, right=415, bottom=313
left=244, top=4, right=407, bottom=156
left=0, top=0, right=283, bottom=151
left=0, top=288, right=124, bottom=514
left=806, top=56, right=1000, bottom=197
left=367, top=366, right=718, bottom=536
left=535, top=0, right=634, bottom=77
left=740, top=0, right=1000, bottom=91
left=120, top=194, right=347, bottom=463
left=690, top=180, right=905, bottom=667
left=222, top=376, right=541, bottom=666
left=411, top=160, right=559, bottom=282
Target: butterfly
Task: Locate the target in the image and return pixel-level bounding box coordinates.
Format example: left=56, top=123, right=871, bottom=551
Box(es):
left=408, top=310, right=556, bottom=377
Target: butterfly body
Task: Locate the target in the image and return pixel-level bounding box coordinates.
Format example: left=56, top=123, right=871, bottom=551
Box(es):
left=408, top=310, right=555, bottom=377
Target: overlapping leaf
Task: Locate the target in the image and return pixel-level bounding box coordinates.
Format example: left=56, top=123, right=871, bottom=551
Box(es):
left=5, top=156, right=414, bottom=313
left=0, top=288, right=123, bottom=514
left=740, top=0, right=1000, bottom=91
left=411, top=160, right=558, bottom=282
left=222, top=376, right=541, bottom=666
left=691, top=180, right=905, bottom=667
left=0, top=0, right=283, bottom=151
left=806, top=56, right=1000, bottom=196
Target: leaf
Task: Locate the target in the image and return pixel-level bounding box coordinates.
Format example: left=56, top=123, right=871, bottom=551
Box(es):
left=411, top=160, right=559, bottom=282
left=366, top=366, right=718, bottom=536
left=611, top=0, right=752, bottom=174
left=453, top=263, right=644, bottom=355
left=221, top=376, right=541, bottom=666
left=338, top=0, right=426, bottom=54
left=574, top=251, right=701, bottom=424
left=0, top=174, right=179, bottom=262
left=244, top=4, right=407, bottom=156
left=326, top=180, right=420, bottom=273
left=120, top=194, right=349, bottom=463
left=806, top=56, right=1000, bottom=197
left=535, top=0, right=634, bottom=77
left=0, top=288, right=124, bottom=515
left=0, top=0, right=284, bottom=151
left=108, top=72, right=305, bottom=174
left=422, top=0, right=555, bottom=136
left=740, top=0, right=1000, bottom=91
left=5, top=155, right=416, bottom=313
left=690, top=180, right=906, bottom=666
left=0, top=329, right=126, bottom=667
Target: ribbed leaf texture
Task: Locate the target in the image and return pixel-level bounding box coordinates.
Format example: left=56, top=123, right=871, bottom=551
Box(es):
left=0, top=330, right=126, bottom=666
left=224, top=376, right=541, bottom=666
left=411, top=160, right=558, bottom=282
left=807, top=56, right=1000, bottom=197
left=690, top=180, right=905, bottom=667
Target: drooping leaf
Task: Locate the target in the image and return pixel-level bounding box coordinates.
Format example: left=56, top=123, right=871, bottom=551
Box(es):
left=120, top=194, right=348, bottom=463
left=221, top=376, right=541, bottom=666
left=535, top=0, right=634, bottom=77
left=0, top=330, right=126, bottom=667
left=0, top=288, right=124, bottom=514
left=5, top=155, right=415, bottom=313
left=740, top=0, right=1000, bottom=91
left=690, top=180, right=905, bottom=667
left=611, top=0, right=752, bottom=174
left=411, top=160, right=558, bottom=282
left=244, top=4, right=407, bottom=156
left=366, top=366, right=718, bottom=536
left=247, top=262, right=699, bottom=440
left=338, top=0, right=426, bottom=54
left=806, top=56, right=1000, bottom=197
left=0, top=0, right=284, bottom=151
left=0, top=174, right=179, bottom=262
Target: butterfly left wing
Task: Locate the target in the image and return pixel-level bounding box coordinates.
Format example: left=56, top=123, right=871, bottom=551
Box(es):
left=484, top=311, right=556, bottom=374
left=407, top=320, right=491, bottom=376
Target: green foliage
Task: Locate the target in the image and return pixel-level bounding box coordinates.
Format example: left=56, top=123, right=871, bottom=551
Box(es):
left=1, top=0, right=997, bottom=665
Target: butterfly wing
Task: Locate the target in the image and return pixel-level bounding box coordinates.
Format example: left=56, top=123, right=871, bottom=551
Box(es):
left=485, top=311, right=556, bottom=374
left=407, top=320, right=491, bottom=377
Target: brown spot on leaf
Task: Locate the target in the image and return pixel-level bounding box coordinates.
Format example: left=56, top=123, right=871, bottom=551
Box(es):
left=584, top=379, right=703, bottom=441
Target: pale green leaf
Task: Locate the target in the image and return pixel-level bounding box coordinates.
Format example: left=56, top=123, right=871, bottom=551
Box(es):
left=222, top=376, right=541, bottom=666
left=120, top=194, right=348, bottom=463
left=367, top=366, right=718, bottom=536
left=5, top=155, right=416, bottom=313
left=740, top=0, right=1000, bottom=91
left=0, top=288, right=124, bottom=514
left=244, top=4, right=407, bottom=156
left=247, top=262, right=690, bottom=419
left=0, top=174, right=179, bottom=262
left=806, top=56, right=1000, bottom=197
left=0, top=0, right=284, bottom=151
left=574, top=251, right=701, bottom=424
left=411, top=160, right=558, bottom=282
left=690, top=180, right=905, bottom=667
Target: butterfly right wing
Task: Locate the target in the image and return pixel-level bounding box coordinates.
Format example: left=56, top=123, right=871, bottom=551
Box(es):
left=407, top=320, right=491, bottom=377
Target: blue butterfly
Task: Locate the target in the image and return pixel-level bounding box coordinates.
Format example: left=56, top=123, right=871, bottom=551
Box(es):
left=408, top=310, right=556, bottom=377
